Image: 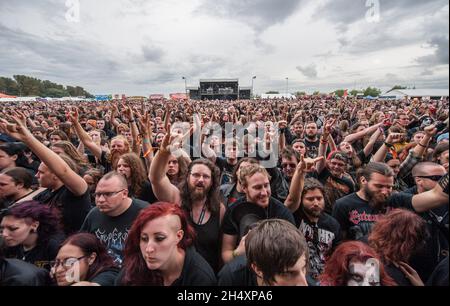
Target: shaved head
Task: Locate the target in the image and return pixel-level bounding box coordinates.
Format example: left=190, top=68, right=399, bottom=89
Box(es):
left=412, top=162, right=446, bottom=177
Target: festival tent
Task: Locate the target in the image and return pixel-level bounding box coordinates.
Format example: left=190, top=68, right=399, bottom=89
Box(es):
left=364, top=95, right=377, bottom=100
left=0, top=93, right=17, bottom=98
left=380, top=89, right=449, bottom=99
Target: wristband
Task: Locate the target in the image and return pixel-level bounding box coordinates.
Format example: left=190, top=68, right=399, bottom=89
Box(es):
left=417, top=142, right=427, bottom=148
left=143, top=138, right=151, bottom=144
left=384, top=142, right=393, bottom=148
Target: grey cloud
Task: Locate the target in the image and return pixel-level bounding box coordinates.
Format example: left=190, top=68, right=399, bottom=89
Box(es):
left=316, top=0, right=449, bottom=60
left=315, top=0, right=446, bottom=30
left=254, top=38, right=276, bottom=54
left=296, top=64, right=318, bottom=78
left=417, top=36, right=449, bottom=66
left=195, top=0, right=304, bottom=32
left=142, top=45, right=165, bottom=62
left=421, top=69, right=434, bottom=76
left=0, top=23, right=120, bottom=90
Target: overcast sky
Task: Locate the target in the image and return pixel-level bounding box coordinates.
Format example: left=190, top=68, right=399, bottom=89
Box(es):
left=0, top=0, right=448, bottom=95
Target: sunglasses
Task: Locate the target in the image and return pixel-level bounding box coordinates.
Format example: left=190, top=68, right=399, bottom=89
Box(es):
left=416, top=175, right=444, bottom=182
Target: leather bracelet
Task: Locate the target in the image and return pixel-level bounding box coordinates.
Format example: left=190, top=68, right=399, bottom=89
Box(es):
left=417, top=142, right=427, bottom=148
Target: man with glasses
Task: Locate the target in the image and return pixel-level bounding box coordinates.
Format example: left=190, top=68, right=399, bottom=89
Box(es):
left=80, top=172, right=148, bottom=266
left=150, top=137, right=225, bottom=272
left=407, top=162, right=448, bottom=282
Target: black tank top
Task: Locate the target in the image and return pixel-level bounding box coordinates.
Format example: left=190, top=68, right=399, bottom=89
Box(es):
left=185, top=207, right=221, bottom=273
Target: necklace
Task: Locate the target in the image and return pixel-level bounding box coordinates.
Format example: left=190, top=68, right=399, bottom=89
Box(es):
left=192, top=204, right=207, bottom=225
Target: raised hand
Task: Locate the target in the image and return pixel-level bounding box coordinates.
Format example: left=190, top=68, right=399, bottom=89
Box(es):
left=297, top=155, right=324, bottom=173
left=424, top=124, right=437, bottom=137
left=0, top=116, right=33, bottom=142
left=323, top=117, right=337, bottom=135
left=386, top=132, right=405, bottom=144
left=68, top=107, right=79, bottom=123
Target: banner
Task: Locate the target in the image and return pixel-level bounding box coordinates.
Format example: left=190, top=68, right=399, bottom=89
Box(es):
left=95, top=95, right=110, bottom=101
left=149, top=94, right=164, bottom=100
left=169, top=93, right=188, bottom=101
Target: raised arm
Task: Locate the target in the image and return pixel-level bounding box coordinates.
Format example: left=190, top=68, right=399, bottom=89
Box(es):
left=344, top=122, right=383, bottom=143
left=69, top=108, right=103, bottom=159
left=363, top=126, right=383, bottom=157
left=412, top=173, right=448, bottom=213
left=285, top=156, right=323, bottom=212
left=0, top=116, right=88, bottom=196
left=372, top=133, right=403, bottom=162
left=125, top=106, right=140, bottom=155
left=137, top=111, right=154, bottom=169
left=148, top=131, right=182, bottom=204
left=316, top=118, right=335, bottom=173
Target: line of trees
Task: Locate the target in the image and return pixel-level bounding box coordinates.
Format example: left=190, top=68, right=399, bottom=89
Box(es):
left=0, top=75, right=93, bottom=98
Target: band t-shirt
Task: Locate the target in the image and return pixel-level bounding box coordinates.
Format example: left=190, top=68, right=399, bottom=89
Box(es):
left=80, top=198, right=148, bottom=266
left=332, top=192, right=414, bottom=240
left=294, top=209, right=341, bottom=280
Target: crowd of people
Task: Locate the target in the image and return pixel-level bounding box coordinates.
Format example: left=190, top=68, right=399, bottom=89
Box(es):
left=0, top=95, right=448, bottom=286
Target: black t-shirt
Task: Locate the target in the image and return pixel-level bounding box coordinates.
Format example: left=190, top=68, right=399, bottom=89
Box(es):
left=186, top=208, right=222, bottom=273
left=404, top=187, right=449, bottom=281
left=89, top=267, right=120, bottom=286
left=217, top=255, right=257, bottom=286
left=0, top=258, right=50, bottom=286
left=129, top=180, right=158, bottom=204
left=4, top=234, right=64, bottom=270
left=222, top=197, right=296, bottom=237
left=216, top=157, right=236, bottom=185
left=33, top=186, right=92, bottom=235
left=385, top=264, right=411, bottom=286
left=171, top=247, right=217, bottom=286
left=318, top=168, right=355, bottom=215
left=80, top=198, right=149, bottom=266
left=426, top=256, right=449, bottom=286
left=332, top=192, right=414, bottom=240
left=99, top=150, right=113, bottom=173
left=304, top=138, right=320, bottom=158
left=294, top=209, right=341, bottom=280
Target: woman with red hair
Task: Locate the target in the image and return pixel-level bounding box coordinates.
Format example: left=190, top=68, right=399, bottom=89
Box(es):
left=368, top=208, right=428, bottom=286
left=116, top=202, right=216, bottom=286
left=319, top=241, right=397, bottom=286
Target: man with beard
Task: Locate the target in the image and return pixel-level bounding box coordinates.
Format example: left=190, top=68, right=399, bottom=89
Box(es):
left=149, top=133, right=225, bottom=272
left=69, top=108, right=130, bottom=173
left=293, top=178, right=341, bottom=283
left=333, top=162, right=449, bottom=241
left=283, top=119, right=304, bottom=145
left=221, top=163, right=296, bottom=264
left=304, top=122, right=320, bottom=158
